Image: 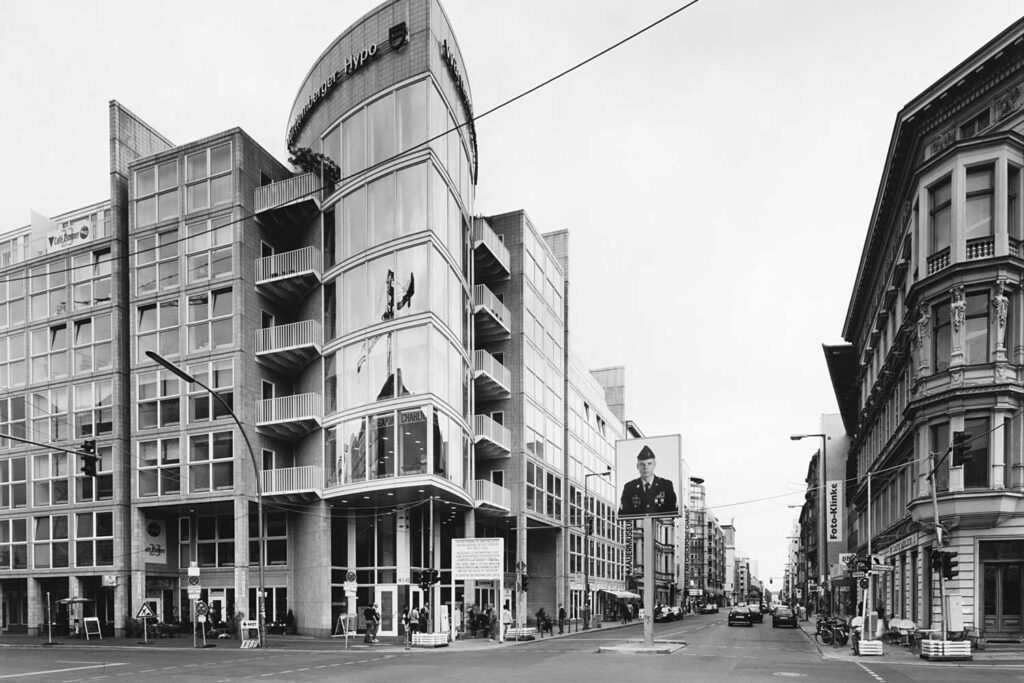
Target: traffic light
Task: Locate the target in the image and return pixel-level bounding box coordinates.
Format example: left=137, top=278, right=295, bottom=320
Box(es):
left=521, top=574, right=529, bottom=592
left=942, top=552, right=959, bottom=580
left=952, top=431, right=972, bottom=465
left=80, top=439, right=98, bottom=477
left=417, top=570, right=430, bottom=591
left=430, top=568, right=441, bottom=585
left=929, top=548, right=943, bottom=569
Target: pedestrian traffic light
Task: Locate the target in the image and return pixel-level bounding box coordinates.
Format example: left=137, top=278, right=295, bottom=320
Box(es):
left=80, top=439, right=98, bottom=477
left=952, top=431, right=972, bottom=465
left=430, top=568, right=441, bottom=585
left=942, top=552, right=959, bottom=580
left=929, top=548, right=942, bottom=568
left=521, top=574, right=529, bottom=592
left=417, top=570, right=429, bottom=591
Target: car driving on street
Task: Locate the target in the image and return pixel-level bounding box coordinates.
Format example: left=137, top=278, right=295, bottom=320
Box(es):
left=747, top=605, right=763, bottom=623
left=700, top=603, right=719, bottom=614
left=728, top=605, right=752, bottom=627
left=772, top=606, right=798, bottom=628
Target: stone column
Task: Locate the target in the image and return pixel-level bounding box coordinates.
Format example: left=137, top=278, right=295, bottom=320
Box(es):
left=950, top=286, right=966, bottom=369
left=27, top=577, right=40, bottom=636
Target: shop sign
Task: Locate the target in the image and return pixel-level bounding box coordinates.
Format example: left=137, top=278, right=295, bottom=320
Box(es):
left=826, top=480, right=843, bottom=543
left=47, top=219, right=92, bottom=253
left=881, top=532, right=919, bottom=559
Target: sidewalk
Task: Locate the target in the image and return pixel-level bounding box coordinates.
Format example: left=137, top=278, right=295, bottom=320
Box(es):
left=0, top=621, right=628, bottom=653
left=796, top=620, right=1024, bottom=665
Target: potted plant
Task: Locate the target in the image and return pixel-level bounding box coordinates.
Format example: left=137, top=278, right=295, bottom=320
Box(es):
left=284, top=609, right=296, bottom=635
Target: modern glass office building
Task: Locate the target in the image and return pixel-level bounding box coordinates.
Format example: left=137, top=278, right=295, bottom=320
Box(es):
left=0, top=0, right=637, bottom=638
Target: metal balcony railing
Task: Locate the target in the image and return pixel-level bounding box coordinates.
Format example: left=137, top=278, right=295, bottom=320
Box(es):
left=473, top=349, right=511, bottom=394
left=256, top=393, right=323, bottom=425
left=473, top=285, right=510, bottom=328
left=474, top=414, right=511, bottom=452
left=254, top=172, right=320, bottom=214
left=475, top=479, right=512, bottom=509
left=255, top=320, right=322, bottom=355
left=262, top=465, right=323, bottom=495
left=255, top=246, right=322, bottom=283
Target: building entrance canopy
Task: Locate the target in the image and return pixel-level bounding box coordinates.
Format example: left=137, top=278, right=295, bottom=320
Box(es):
left=600, top=589, right=641, bottom=599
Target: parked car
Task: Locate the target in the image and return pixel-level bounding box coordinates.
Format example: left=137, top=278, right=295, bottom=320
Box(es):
left=700, top=603, right=719, bottom=614
left=747, top=605, right=763, bottom=623
left=727, top=606, right=752, bottom=627
left=654, top=605, right=682, bottom=622
left=772, top=606, right=798, bottom=628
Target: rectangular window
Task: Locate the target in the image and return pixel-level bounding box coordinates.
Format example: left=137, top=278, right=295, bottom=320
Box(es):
left=73, top=314, right=112, bottom=375
left=0, top=396, right=27, bottom=450
left=0, top=457, right=27, bottom=509
left=30, top=325, right=69, bottom=382
left=0, top=518, right=28, bottom=570
left=30, top=388, right=69, bottom=443
left=72, top=249, right=112, bottom=310
left=187, top=359, right=233, bottom=422
left=965, top=291, right=989, bottom=364
left=931, top=423, right=950, bottom=491
left=76, top=443, right=112, bottom=503
left=137, top=370, right=181, bottom=430
left=189, top=431, right=233, bottom=493
left=75, top=511, right=114, bottom=567
left=135, top=229, right=179, bottom=295
left=137, top=299, right=180, bottom=362
left=29, top=260, right=69, bottom=321
left=195, top=513, right=234, bottom=568
left=959, top=109, right=991, bottom=139
left=139, top=438, right=181, bottom=497
left=187, top=288, right=233, bottom=352
left=0, top=275, right=26, bottom=332
left=135, top=160, right=179, bottom=228
left=965, top=165, right=994, bottom=241
left=74, top=380, right=113, bottom=438
left=250, top=511, right=287, bottom=566
left=32, top=451, right=69, bottom=507
left=1010, top=165, right=1022, bottom=245
left=930, top=177, right=952, bottom=254
left=33, top=515, right=69, bottom=569
left=186, top=144, right=232, bottom=213
left=933, top=300, right=951, bottom=372
left=0, top=332, right=27, bottom=389
left=960, top=416, right=991, bottom=489
left=186, top=214, right=233, bottom=283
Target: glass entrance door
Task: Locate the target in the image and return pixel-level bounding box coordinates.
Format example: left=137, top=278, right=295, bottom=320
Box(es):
left=375, top=587, right=397, bottom=637
left=984, top=563, right=1022, bottom=635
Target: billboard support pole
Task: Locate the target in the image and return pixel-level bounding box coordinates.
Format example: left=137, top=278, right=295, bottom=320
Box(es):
left=643, top=515, right=655, bottom=648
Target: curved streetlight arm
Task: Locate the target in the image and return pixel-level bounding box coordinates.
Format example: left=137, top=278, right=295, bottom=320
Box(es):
left=146, top=351, right=266, bottom=647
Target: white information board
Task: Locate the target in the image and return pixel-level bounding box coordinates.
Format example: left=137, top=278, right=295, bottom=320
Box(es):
left=452, top=538, right=503, bottom=580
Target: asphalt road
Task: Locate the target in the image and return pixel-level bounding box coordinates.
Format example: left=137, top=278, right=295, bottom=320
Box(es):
left=1, top=613, right=1022, bottom=682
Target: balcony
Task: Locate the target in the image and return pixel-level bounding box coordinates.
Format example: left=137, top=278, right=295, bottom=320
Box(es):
left=927, top=247, right=950, bottom=275
left=255, top=393, right=322, bottom=440
left=966, top=236, right=995, bottom=260
left=256, top=320, right=322, bottom=373
left=262, top=465, right=323, bottom=504
left=473, top=349, right=511, bottom=400
left=473, top=219, right=511, bottom=283
left=255, top=246, right=322, bottom=304
left=473, top=285, right=511, bottom=343
left=474, top=478, right=512, bottom=512
left=473, top=414, right=511, bottom=459
left=254, top=172, right=321, bottom=230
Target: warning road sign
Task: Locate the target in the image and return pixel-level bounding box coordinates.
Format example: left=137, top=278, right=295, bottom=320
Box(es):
left=136, top=603, right=156, bottom=619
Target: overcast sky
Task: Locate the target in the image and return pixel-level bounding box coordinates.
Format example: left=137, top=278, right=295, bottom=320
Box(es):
left=2, top=0, right=1023, bottom=584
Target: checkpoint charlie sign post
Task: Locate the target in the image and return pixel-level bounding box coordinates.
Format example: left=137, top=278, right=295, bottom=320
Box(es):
left=615, top=435, right=682, bottom=650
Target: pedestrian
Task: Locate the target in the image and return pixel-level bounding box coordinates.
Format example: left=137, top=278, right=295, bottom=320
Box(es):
left=875, top=603, right=886, bottom=639
left=402, top=607, right=411, bottom=647
left=487, top=604, right=499, bottom=642
left=558, top=603, right=566, bottom=634
left=363, top=603, right=380, bottom=643
left=419, top=604, right=430, bottom=634
left=409, top=606, right=420, bottom=634
left=501, top=602, right=512, bottom=639
left=467, top=604, right=478, bottom=637
left=535, top=607, right=548, bottom=637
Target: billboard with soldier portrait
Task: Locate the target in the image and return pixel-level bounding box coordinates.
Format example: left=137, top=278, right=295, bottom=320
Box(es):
left=615, top=435, right=682, bottom=519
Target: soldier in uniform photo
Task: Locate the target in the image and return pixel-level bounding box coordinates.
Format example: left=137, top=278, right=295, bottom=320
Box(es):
left=618, top=444, right=678, bottom=517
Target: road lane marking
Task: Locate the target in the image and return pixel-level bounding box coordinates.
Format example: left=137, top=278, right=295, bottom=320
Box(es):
left=856, top=663, right=885, bottom=682
left=0, top=663, right=126, bottom=679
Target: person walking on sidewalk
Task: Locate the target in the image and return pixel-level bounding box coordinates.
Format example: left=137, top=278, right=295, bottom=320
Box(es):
left=363, top=603, right=380, bottom=643
left=558, top=603, right=566, bottom=634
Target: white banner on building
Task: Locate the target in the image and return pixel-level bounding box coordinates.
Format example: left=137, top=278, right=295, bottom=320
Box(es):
left=144, top=520, right=168, bottom=565
left=826, top=480, right=843, bottom=543
left=452, top=538, right=503, bottom=580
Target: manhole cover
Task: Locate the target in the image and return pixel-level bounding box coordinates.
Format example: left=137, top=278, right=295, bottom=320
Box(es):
left=772, top=674, right=806, bottom=678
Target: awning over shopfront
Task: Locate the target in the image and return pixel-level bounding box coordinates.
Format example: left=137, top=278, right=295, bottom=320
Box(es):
left=600, top=589, right=641, bottom=599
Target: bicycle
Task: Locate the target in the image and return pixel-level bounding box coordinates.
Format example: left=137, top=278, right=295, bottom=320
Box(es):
left=813, top=616, right=849, bottom=648
left=813, top=616, right=835, bottom=646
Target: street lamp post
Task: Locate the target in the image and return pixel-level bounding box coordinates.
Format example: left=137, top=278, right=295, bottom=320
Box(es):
left=791, top=433, right=826, bottom=616
left=147, top=351, right=266, bottom=648
left=582, top=466, right=611, bottom=631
